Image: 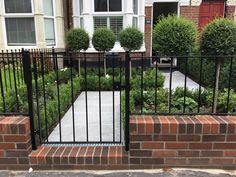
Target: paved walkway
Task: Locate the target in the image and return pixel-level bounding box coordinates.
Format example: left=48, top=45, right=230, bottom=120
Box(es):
left=48, top=91, right=122, bottom=143
left=161, top=70, right=200, bottom=90
left=48, top=70, right=199, bottom=143
left=1, top=169, right=235, bottom=177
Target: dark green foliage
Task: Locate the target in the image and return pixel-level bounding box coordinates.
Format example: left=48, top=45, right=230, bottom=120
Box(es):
left=153, top=15, right=196, bottom=55
left=200, top=18, right=236, bottom=56
left=178, top=56, right=236, bottom=90
left=66, top=28, right=90, bottom=51
left=173, top=97, right=197, bottom=112
left=131, top=68, right=165, bottom=89
left=119, top=27, right=143, bottom=51
left=92, top=28, right=116, bottom=52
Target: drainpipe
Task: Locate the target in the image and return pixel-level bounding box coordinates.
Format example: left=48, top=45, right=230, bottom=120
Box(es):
left=67, top=0, right=71, bottom=29
left=224, top=0, right=227, bottom=18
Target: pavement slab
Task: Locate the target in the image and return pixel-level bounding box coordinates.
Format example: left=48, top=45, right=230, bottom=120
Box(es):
left=48, top=91, right=122, bottom=143
left=1, top=169, right=236, bottom=177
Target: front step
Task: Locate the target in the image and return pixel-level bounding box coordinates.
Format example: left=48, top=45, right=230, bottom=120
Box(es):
left=29, top=146, right=129, bottom=170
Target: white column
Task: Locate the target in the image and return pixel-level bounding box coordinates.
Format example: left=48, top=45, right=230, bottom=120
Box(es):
left=124, top=0, right=133, bottom=28
left=139, top=0, right=145, bottom=33
left=83, top=0, right=93, bottom=37
left=55, top=0, right=65, bottom=48
left=0, top=0, right=5, bottom=49
left=34, top=0, right=46, bottom=48
left=139, top=0, right=146, bottom=52
left=83, top=0, right=96, bottom=52
left=73, top=0, right=80, bottom=27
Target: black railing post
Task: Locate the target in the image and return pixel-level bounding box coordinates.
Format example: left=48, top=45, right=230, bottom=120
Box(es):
left=125, top=51, right=130, bottom=151
left=22, top=50, right=37, bottom=150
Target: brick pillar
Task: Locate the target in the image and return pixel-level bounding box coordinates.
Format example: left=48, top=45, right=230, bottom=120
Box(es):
left=0, top=116, right=32, bottom=170
left=145, top=6, right=153, bottom=57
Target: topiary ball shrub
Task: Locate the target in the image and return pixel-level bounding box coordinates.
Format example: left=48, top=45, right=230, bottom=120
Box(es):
left=65, top=28, right=90, bottom=51
left=200, top=18, right=236, bottom=56
left=119, top=27, right=143, bottom=51
left=92, top=28, right=116, bottom=52
left=153, top=15, right=196, bottom=56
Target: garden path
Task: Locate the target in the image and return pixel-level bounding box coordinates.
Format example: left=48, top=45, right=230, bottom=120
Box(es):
left=48, top=71, right=199, bottom=143
left=48, top=91, right=122, bottom=144
left=161, top=70, right=200, bottom=90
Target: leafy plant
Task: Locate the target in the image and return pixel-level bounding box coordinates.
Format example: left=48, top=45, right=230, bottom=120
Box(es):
left=153, top=15, right=196, bottom=56
left=65, top=28, right=90, bottom=75
left=92, top=28, right=116, bottom=76
left=173, top=97, right=198, bottom=112
left=200, top=18, right=236, bottom=113
left=119, top=27, right=143, bottom=52
left=66, top=28, right=90, bottom=51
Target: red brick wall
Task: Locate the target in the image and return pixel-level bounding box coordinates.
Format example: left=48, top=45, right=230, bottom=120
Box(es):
left=180, top=6, right=200, bottom=26
left=29, top=115, right=236, bottom=170
left=145, top=6, right=153, bottom=57
left=130, top=116, right=236, bottom=168
left=0, top=116, right=32, bottom=170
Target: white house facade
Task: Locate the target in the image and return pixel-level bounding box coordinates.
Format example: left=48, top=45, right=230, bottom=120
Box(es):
left=73, top=0, right=146, bottom=53
left=0, top=0, right=65, bottom=50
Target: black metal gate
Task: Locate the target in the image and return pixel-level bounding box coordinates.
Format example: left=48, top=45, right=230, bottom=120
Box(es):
left=21, top=49, right=131, bottom=151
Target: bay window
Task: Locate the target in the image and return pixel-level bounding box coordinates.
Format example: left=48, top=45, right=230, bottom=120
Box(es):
left=133, top=0, right=138, bottom=28
left=4, top=0, right=36, bottom=46
left=94, top=0, right=122, bottom=12
left=43, top=0, right=55, bottom=46
left=94, top=16, right=123, bottom=40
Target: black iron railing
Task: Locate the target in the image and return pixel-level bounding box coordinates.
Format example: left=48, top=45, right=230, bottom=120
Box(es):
left=0, top=48, right=236, bottom=151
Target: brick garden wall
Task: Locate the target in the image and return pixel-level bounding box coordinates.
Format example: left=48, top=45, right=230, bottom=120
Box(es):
left=0, top=116, right=32, bottom=170
left=130, top=116, right=236, bottom=169
left=2, top=115, right=236, bottom=170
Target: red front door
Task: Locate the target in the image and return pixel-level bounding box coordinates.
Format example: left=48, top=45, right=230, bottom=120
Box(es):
left=199, top=1, right=225, bottom=29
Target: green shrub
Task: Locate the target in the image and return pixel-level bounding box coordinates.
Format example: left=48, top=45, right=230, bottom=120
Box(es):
left=153, top=15, right=196, bottom=55
left=200, top=18, right=236, bottom=56
left=199, top=18, right=236, bottom=113
left=92, top=28, right=116, bottom=52
left=217, top=89, right=236, bottom=113
left=131, top=68, right=165, bottom=89
left=173, top=97, right=198, bottom=112
left=178, top=56, right=236, bottom=90
left=66, top=28, right=90, bottom=51
left=119, top=27, right=143, bottom=51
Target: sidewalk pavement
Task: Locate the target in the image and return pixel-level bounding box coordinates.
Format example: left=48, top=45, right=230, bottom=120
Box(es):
left=1, top=169, right=235, bottom=177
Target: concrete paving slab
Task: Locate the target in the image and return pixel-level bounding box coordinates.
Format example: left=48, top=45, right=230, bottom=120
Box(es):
left=161, top=70, right=200, bottom=90
left=48, top=91, right=122, bottom=143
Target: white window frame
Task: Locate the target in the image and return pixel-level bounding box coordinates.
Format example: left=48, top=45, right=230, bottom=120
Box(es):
left=78, top=0, right=84, bottom=28
left=93, top=0, right=124, bottom=14
left=1, top=0, right=37, bottom=47
left=93, top=15, right=124, bottom=39
left=133, top=0, right=139, bottom=28
left=92, top=0, right=124, bottom=35
left=43, top=0, right=56, bottom=46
